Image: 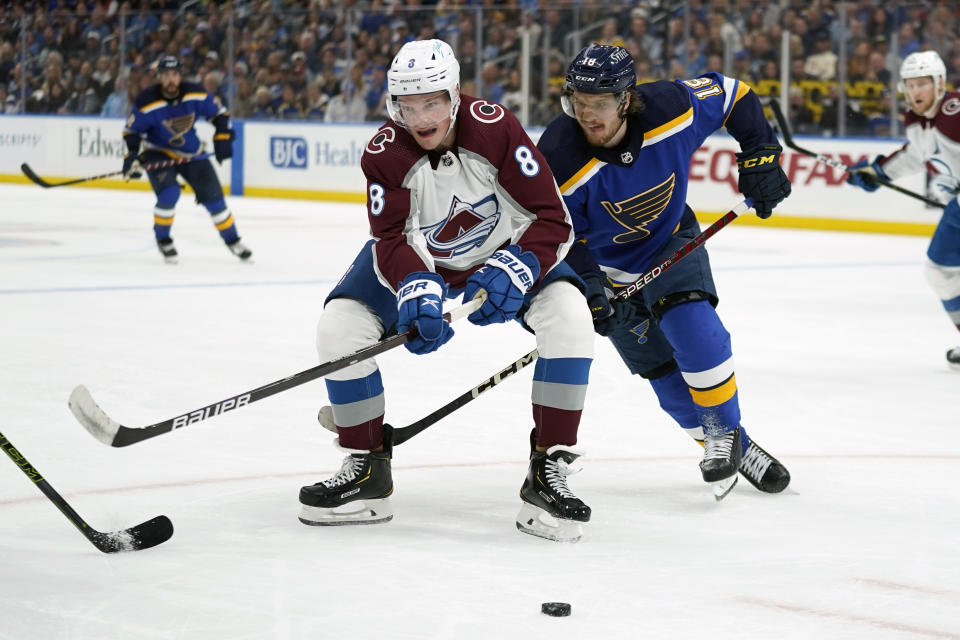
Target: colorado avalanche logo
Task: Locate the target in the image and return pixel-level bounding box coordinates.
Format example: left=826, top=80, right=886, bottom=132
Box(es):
left=943, top=97, right=960, bottom=116
left=423, top=194, right=501, bottom=258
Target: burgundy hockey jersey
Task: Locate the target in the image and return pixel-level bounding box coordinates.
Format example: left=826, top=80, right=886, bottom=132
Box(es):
left=360, top=95, right=573, bottom=291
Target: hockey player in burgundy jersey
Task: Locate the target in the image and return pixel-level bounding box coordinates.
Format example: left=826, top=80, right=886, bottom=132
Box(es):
left=299, top=39, right=595, bottom=542
left=538, top=44, right=792, bottom=499
left=847, top=50, right=960, bottom=371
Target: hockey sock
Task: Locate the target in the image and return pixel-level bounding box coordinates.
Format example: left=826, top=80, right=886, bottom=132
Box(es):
left=324, top=371, right=386, bottom=450
left=205, top=200, right=240, bottom=244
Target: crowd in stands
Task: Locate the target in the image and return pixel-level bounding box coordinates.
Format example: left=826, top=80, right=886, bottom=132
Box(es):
left=1, top=1, right=959, bottom=133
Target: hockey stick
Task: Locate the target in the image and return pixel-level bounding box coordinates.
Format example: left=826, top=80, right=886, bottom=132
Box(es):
left=0, top=430, right=173, bottom=552
left=318, top=349, right=540, bottom=445
left=69, top=295, right=486, bottom=448
left=316, top=200, right=751, bottom=446
left=768, top=98, right=941, bottom=208
left=20, top=153, right=214, bottom=189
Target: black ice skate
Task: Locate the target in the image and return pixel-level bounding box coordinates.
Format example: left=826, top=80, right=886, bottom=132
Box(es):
left=299, top=436, right=393, bottom=526
left=947, top=346, right=960, bottom=371
left=517, top=445, right=591, bottom=542
left=226, top=238, right=253, bottom=261
left=156, top=238, right=178, bottom=264
left=700, top=426, right=741, bottom=501
left=739, top=440, right=791, bottom=493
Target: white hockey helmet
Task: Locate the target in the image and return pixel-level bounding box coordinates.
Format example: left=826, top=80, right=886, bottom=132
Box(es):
left=899, top=50, right=947, bottom=108
left=386, top=39, right=461, bottom=130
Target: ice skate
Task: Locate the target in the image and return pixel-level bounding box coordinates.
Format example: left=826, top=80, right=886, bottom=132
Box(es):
left=156, top=238, right=178, bottom=264
left=226, top=238, right=253, bottom=261
left=700, top=426, right=741, bottom=501
left=517, top=444, right=591, bottom=542
left=739, top=440, right=791, bottom=493
left=299, top=436, right=393, bottom=526
left=947, top=346, right=960, bottom=371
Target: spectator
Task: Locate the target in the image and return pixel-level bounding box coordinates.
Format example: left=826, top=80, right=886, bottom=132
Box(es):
left=303, top=79, right=327, bottom=120
left=276, top=83, right=303, bottom=119
left=100, top=73, right=129, bottom=117
left=64, top=74, right=101, bottom=114
left=364, top=63, right=387, bottom=121
left=324, top=78, right=366, bottom=122
left=804, top=32, right=839, bottom=80
left=251, top=85, right=276, bottom=119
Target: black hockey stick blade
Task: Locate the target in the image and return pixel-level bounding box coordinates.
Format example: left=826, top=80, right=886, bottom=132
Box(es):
left=70, top=295, right=486, bottom=447
left=768, top=99, right=942, bottom=208
left=1, top=430, right=173, bottom=553
left=317, top=349, right=540, bottom=446
left=20, top=163, right=54, bottom=188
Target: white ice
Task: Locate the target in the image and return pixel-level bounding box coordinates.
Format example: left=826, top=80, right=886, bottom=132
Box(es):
left=1, top=184, right=958, bottom=640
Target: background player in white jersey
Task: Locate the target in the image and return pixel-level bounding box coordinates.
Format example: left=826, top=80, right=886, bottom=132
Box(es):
left=538, top=45, right=792, bottom=498
left=299, top=39, right=595, bottom=542
left=847, top=50, right=960, bottom=370
left=123, top=55, right=250, bottom=263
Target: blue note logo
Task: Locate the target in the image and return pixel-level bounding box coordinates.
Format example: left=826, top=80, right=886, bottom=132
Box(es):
left=270, top=136, right=307, bottom=168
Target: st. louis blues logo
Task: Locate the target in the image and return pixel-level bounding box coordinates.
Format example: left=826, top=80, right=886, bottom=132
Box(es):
left=162, top=113, right=196, bottom=147
left=601, top=173, right=676, bottom=244
left=423, top=194, right=501, bottom=258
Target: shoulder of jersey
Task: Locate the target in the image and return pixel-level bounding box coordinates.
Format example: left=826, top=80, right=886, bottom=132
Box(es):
left=133, top=85, right=164, bottom=110
left=538, top=114, right=592, bottom=187
left=634, top=80, right=693, bottom=131
left=455, top=94, right=523, bottom=153
left=180, top=81, right=208, bottom=98
left=934, top=92, right=960, bottom=142
left=360, top=121, right=423, bottom=182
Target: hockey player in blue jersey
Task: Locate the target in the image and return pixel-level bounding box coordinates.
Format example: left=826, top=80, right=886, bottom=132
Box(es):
left=538, top=44, right=792, bottom=498
left=123, top=55, right=251, bottom=263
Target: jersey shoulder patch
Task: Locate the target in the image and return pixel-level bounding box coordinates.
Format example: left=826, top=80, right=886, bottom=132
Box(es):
left=361, top=122, right=423, bottom=185
left=455, top=94, right=525, bottom=162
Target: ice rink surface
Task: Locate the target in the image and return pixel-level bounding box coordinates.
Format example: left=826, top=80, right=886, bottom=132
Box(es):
left=1, top=183, right=958, bottom=639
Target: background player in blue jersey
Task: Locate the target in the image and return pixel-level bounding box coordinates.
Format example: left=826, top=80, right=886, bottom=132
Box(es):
left=538, top=44, right=792, bottom=498
left=847, top=51, right=960, bottom=371
left=123, top=55, right=251, bottom=263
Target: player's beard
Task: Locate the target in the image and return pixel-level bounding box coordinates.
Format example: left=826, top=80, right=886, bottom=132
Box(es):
left=161, top=81, right=180, bottom=99
left=581, top=117, right=627, bottom=148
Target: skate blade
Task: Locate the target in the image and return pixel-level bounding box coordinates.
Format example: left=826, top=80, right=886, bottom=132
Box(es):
left=299, top=498, right=393, bottom=526
left=163, top=256, right=178, bottom=265
left=711, top=475, right=738, bottom=501
left=515, top=502, right=583, bottom=542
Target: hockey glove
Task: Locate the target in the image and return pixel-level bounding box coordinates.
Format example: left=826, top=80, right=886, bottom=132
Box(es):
left=213, top=129, right=235, bottom=164
left=122, top=154, right=142, bottom=181
left=581, top=271, right=641, bottom=336
left=736, top=144, right=791, bottom=219
left=846, top=156, right=888, bottom=193
left=396, top=271, right=454, bottom=355
left=463, top=245, right=541, bottom=326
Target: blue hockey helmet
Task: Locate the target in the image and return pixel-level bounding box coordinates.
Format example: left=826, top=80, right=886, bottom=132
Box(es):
left=157, top=55, right=181, bottom=72
left=562, top=44, right=635, bottom=118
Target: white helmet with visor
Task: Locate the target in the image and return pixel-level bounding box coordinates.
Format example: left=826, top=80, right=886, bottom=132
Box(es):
left=386, top=39, right=461, bottom=132
left=899, top=50, right=947, bottom=117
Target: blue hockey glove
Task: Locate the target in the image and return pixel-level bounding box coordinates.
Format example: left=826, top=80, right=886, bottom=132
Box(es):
left=213, top=129, right=235, bottom=164
left=736, top=144, right=791, bottom=219
left=581, top=271, right=641, bottom=336
left=121, top=154, right=142, bottom=181
left=463, top=245, right=541, bottom=326
left=845, top=156, right=888, bottom=193
left=396, top=271, right=454, bottom=355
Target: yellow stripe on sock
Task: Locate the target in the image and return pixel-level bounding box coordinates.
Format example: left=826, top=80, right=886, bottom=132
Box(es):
left=689, top=375, right=737, bottom=407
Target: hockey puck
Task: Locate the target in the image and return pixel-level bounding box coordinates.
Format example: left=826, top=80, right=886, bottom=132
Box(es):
left=541, top=602, right=571, bottom=617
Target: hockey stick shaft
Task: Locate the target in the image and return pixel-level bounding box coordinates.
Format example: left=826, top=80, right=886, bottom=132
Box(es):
left=612, top=199, right=751, bottom=303
left=70, top=295, right=485, bottom=447
left=0, top=430, right=173, bottom=552
left=768, top=99, right=941, bottom=208
left=19, top=153, right=214, bottom=189
left=391, top=348, right=538, bottom=444
left=317, top=349, right=540, bottom=445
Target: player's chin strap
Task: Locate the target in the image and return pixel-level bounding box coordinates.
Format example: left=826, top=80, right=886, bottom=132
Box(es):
left=768, top=98, right=942, bottom=208
left=323, top=199, right=753, bottom=447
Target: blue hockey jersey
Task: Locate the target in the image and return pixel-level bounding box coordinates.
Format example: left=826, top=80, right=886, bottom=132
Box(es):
left=538, top=73, right=778, bottom=286
left=123, top=81, right=228, bottom=157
